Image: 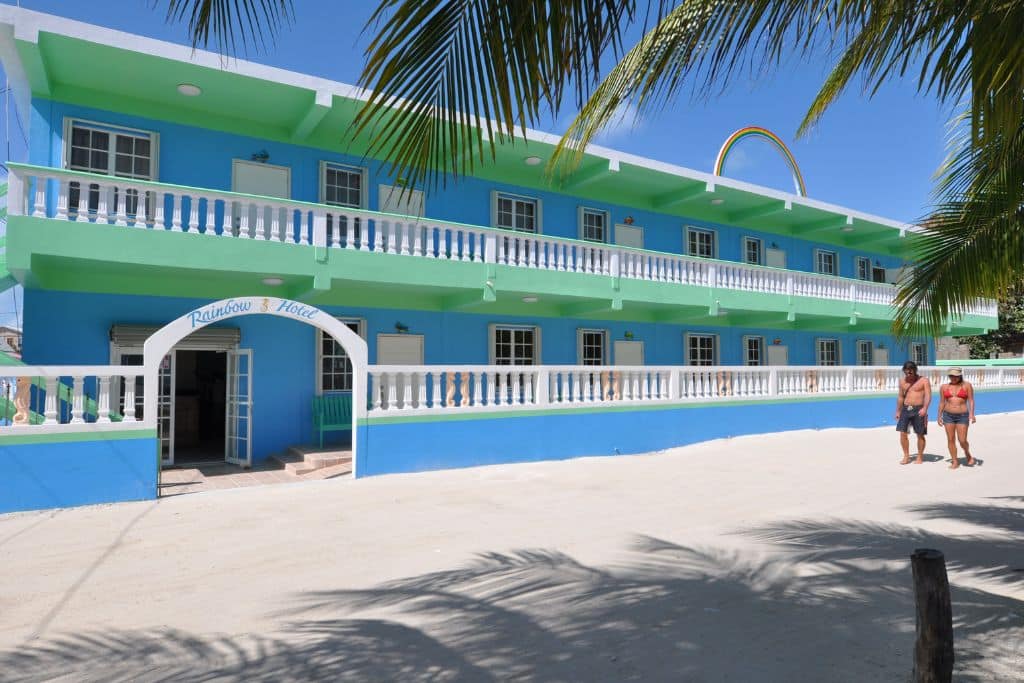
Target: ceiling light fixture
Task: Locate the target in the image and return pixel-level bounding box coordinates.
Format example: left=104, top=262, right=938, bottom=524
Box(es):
left=262, top=277, right=284, bottom=286
left=710, top=198, right=725, bottom=205
left=177, top=83, right=202, bottom=97
left=522, top=296, right=539, bottom=303
left=840, top=226, right=855, bottom=233
left=524, top=156, right=543, bottom=166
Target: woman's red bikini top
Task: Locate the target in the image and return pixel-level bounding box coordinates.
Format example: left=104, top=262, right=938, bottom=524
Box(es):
left=943, top=385, right=968, bottom=399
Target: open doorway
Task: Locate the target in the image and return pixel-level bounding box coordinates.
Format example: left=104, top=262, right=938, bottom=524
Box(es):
left=174, top=350, right=227, bottom=464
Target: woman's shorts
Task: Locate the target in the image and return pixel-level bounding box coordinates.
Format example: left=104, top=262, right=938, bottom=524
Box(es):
left=942, top=411, right=970, bottom=425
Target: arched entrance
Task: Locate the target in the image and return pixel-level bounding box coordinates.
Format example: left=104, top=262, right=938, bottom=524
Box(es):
left=142, top=297, right=368, bottom=476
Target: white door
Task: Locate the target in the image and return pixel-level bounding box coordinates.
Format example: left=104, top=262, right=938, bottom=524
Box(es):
left=226, top=349, right=253, bottom=467
left=231, top=160, right=291, bottom=238
left=157, top=352, right=176, bottom=465
left=378, top=184, right=425, bottom=217
left=765, top=248, right=787, bottom=269
left=614, top=340, right=644, bottom=366
left=377, top=334, right=425, bottom=364
left=874, top=348, right=889, bottom=366
left=766, top=345, right=789, bottom=366
left=614, top=224, right=644, bottom=249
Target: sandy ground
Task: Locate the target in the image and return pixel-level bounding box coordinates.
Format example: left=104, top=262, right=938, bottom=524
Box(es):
left=2, top=414, right=1023, bottom=682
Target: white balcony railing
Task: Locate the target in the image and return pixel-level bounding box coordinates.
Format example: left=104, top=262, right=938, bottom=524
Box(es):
left=0, top=365, right=146, bottom=435
left=6, top=164, right=999, bottom=318
left=368, top=364, right=1024, bottom=416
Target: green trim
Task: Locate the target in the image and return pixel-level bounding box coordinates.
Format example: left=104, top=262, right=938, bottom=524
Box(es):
left=0, top=428, right=156, bottom=446
left=366, top=387, right=1024, bottom=425
left=935, top=359, right=1024, bottom=366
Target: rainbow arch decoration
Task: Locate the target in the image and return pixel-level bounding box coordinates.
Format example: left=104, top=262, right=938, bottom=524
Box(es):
left=713, top=126, right=808, bottom=197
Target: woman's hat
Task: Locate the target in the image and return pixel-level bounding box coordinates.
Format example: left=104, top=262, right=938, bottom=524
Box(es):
left=947, top=367, right=963, bottom=377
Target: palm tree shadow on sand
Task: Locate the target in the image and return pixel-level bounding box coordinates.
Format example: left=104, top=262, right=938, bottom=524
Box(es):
left=2, top=501, right=1022, bottom=682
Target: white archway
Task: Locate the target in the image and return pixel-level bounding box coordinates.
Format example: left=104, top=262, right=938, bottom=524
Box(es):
left=142, top=297, right=368, bottom=475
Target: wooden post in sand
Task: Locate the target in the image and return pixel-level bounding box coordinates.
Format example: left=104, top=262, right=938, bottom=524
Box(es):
left=911, top=548, right=954, bottom=683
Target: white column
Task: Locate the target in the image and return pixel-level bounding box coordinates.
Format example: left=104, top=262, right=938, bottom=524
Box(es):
left=38, top=178, right=51, bottom=218
left=97, top=186, right=109, bottom=224
left=401, top=372, right=413, bottom=409
left=153, top=193, right=165, bottom=229
left=416, top=371, right=428, bottom=408
left=186, top=196, right=198, bottom=233
left=221, top=202, right=233, bottom=237
left=75, top=186, right=88, bottom=222
left=253, top=206, right=266, bottom=240
left=238, top=204, right=252, bottom=239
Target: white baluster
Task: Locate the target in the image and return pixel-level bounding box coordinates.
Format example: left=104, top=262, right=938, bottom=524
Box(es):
left=416, top=372, right=427, bottom=408
left=204, top=198, right=216, bottom=235
left=430, top=371, right=441, bottom=408
left=171, top=195, right=183, bottom=232
left=186, top=196, right=198, bottom=233
left=238, top=203, right=251, bottom=239
left=44, top=377, right=59, bottom=424
left=386, top=373, right=398, bottom=410
left=114, top=188, right=128, bottom=226
left=97, top=186, right=109, bottom=224
left=75, top=186, right=88, bottom=222
left=97, top=376, right=111, bottom=423
left=153, top=193, right=165, bottom=229
left=221, top=202, right=233, bottom=237
left=371, top=373, right=382, bottom=411
left=69, top=376, right=84, bottom=424
left=253, top=205, right=266, bottom=240
left=36, top=178, right=50, bottom=218
left=123, top=375, right=137, bottom=420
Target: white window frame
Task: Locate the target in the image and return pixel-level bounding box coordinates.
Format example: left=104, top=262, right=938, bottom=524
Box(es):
left=686, top=333, right=719, bottom=366
left=63, top=117, right=160, bottom=180
left=856, top=339, right=873, bottom=366
left=855, top=256, right=872, bottom=281
left=316, top=317, right=366, bottom=394
left=814, top=249, right=838, bottom=276
left=742, top=335, right=765, bottom=366
left=743, top=236, right=763, bottom=265
left=686, top=226, right=718, bottom=259
left=488, top=324, right=541, bottom=365
left=911, top=342, right=928, bottom=366
left=491, top=191, right=542, bottom=233
left=815, top=338, right=841, bottom=366
left=576, top=328, right=608, bottom=365
left=319, top=161, right=368, bottom=209
left=578, top=207, right=609, bottom=243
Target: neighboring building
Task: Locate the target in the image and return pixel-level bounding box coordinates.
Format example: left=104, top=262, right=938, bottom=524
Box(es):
left=0, top=8, right=1000, bottom=471
left=0, top=325, right=21, bottom=360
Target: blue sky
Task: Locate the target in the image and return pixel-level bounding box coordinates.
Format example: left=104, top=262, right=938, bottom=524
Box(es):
left=0, top=0, right=952, bottom=328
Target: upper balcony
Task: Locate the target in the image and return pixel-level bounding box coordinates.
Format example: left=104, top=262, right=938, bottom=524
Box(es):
left=3, top=164, right=998, bottom=334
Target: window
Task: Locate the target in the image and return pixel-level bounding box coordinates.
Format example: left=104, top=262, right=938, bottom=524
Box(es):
left=687, top=334, right=718, bottom=366
left=493, top=192, right=540, bottom=233
left=64, top=119, right=157, bottom=216
left=743, top=237, right=763, bottom=265
left=816, top=338, right=841, bottom=366
left=911, top=342, right=928, bottom=366
left=856, top=340, right=873, bottom=366
left=577, top=329, right=607, bottom=365
left=317, top=319, right=365, bottom=393
left=856, top=257, right=872, bottom=281
left=321, top=162, right=366, bottom=248
left=815, top=249, right=838, bottom=276
left=490, top=325, right=539, bottom=365
left=579, top=208, right=608, bottom=243
left=687, top=227, right=717, bottom=258
left=743, top=336, right=764, bottom=366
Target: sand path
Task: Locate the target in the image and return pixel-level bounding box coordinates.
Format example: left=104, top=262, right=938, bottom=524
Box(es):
left=2, top=413, right=1023, bottom=681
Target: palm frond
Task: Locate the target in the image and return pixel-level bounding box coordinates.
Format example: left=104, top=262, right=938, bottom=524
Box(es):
left=353, top=0, right=647, bottom=189
left=157, top=0, right=293, bottom=54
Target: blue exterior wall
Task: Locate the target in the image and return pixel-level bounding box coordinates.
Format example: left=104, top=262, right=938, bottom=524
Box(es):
left=0, top=435, right=157, bottom=514
left=29, top=98, right=905, bottom=277
left=359, top=389, right=1024, bottom=477
left=25, top=289, right=935, bottom=461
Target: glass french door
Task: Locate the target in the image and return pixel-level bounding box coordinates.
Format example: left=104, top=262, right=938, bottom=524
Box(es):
left=226, top=349, right=253, bottom=467
left=157, top=352, right=175, bottom=465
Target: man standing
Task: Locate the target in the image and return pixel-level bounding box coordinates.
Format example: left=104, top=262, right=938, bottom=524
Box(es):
left=896, top=360, right=931, bottom=464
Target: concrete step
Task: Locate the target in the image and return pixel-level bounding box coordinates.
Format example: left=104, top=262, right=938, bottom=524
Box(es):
left=274, top=447, right=353, bottom=476
left=299, top=461, right=353, bottom=480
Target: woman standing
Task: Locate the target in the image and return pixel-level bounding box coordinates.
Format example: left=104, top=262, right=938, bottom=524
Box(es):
left=937, top=367, right=977, bottom=469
